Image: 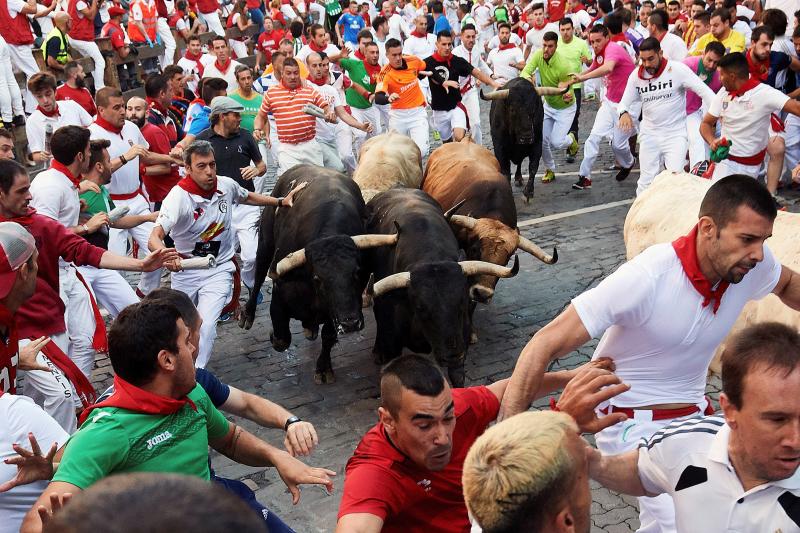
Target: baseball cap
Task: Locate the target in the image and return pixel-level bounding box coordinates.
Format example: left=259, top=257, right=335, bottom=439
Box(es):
left=209, top=96, right=245, bottom=117
left=108, top=5, right=126, bottom=16
left=0, top=222, right=36, bottom=300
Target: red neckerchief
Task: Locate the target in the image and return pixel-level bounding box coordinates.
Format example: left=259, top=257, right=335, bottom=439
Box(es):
left=432, top=51, right=451, bottom=65
left=0, top=208, right=37, bottom=226
left=594, top=40, right=610, bottom=64
left=654, top=29, right=666, bottom=42
left=411, top=30, right=427, bottom=38
left=50, top=160, right=82, bottom=188
left=570, top=3, right=585, bottom=13
left=36, top=104, right=59, bottom=118
left=0, top=304, right=19, bottom=396
left=354, top=49, right=365, bottom=60
left=94, top=115, right=123, bottom=135
left=532, top=20, right=546, bottom=30
left=309, top=40, right=326, bottom=52
left=308, top=75, right=327, bottom=86
left=78, top=374, right=197, bottom=426
left=189, top=97, right=206, bottom=108
left=638, top=58, right=668, bottom=80
left=745, top=50, right=769, bottom=82
left=498, top=42, right=517, bottom=50
left=672, top=224, right=729, bottom=313
left=178, top=175, right=218, bottom=199
left=214, top=58, right=232, bottom=73
left=363, top=60, right=381, bottom=82
left=146, top=97, right=169, bottom=116
left=728, top=75, right=761, bottom=98
left=611, top=32, right=630, bottom=44
left=184, top=50, right=205, bottom=77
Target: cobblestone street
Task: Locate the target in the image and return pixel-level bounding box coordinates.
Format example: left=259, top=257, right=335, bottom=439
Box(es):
left=82, top=98, right=790, bottom=532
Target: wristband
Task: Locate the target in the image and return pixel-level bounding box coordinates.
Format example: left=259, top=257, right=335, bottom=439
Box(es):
left=284, top=416, right=301, bottom=431
left=119, top=154, right=128, bottom=165
left=277, top=196, right=284, bottom=207
left=82, top=223, right=90, bottom=234
left=549, top=397, right=560, bottom=412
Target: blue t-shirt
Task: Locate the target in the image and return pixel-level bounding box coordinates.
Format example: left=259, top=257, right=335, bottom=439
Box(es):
left=433, top=15, right=452, bottom=35
left=187, top=106, right=211, bottom=135
left=338, top=12, right=365, bottom=44
left=196, top=368, right=231, bottom=407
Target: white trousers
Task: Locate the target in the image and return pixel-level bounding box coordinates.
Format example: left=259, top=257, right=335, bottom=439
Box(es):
left=432, top=106, right=468, bottom=141
left=389, top=107, right=429, bottom=157
left=711, top=158, right=761, bottom=181
left=541, top=103, right=577, bottom=171
left=461, top=89, right=482, bottom=145
left=0, top=38, right=23, bottom=122
left=69, top=39, right=106, bottom=90
left=157, top=18, right=177, bottom=68
left=579, top=100, right=635, bottom=179
left=686, top=109, right=708, bottom=168
left=107, top=194, right=162, bottom=294
left=58, top=264, right=96, bottom=380
left=277, top=138, right=323, bottom=172
left=375, top=103, right=390, bottom=132
left=230, top=39, right=248, bottom=61
left=785, top=114, right=800, bottom=176
left=200, top=11, right=225, bottom=36
left=232, top=203, right=260, bottom=288
left=8, top=43, right=38, bottom=114
left=336, top=123, right=357, bottom=173
left=171, top=261, right=235, bottom=368
left=20, top=333, right=77, bottom=434
left=637, top=130, right=688, bottom=196
left=351, top=106, right=382, bottom=158
left=318, top=138, right=345, bottom=172
left=77, top=265, right=139, bottom=317
left=309, top=1, right=326, bottom=24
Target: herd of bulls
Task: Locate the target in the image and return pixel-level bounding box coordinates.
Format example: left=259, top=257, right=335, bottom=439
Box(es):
left=238, top=131, right=557, bottom=387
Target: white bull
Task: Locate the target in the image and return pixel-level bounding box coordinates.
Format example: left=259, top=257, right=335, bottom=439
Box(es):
left=624, top=171, right=800, bottom=373
left=352, top=132, right=423, bottom=202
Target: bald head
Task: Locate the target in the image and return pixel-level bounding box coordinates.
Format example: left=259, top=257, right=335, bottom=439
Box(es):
left=54, top=12, right=70, bottom=30
left=125, top=96, right=148, bottom=127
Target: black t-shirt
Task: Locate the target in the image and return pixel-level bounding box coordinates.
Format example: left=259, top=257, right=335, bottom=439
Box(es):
left=45, top=36, right=63, bottom=62
left=195, top=127, right=262, bottom=192
left=424, top=54, right=474, bottom=111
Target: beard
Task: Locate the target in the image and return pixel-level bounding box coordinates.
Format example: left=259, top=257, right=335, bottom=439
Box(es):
left=75, top=76, right=86, bottom=89
left=128, top=115, right=146, bottom=128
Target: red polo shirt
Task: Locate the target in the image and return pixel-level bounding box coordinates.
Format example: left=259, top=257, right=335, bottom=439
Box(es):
left=338, top=386, right=500, bottom=533
left=55, top=84, right=97, bottom=116
left=141, top=122, right=180, bottom=202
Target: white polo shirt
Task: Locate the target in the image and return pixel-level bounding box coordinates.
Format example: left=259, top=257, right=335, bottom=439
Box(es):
left=29, top=166, right=80, bottom=227
left=660, top=32, right=688, bottom=61
left=638, top=415, right=800, bottom=533
left=201, top=59, right=244, bottom=89
left=572, top=242, right=782, bottom=407
left=155, top=175, right=248, bottom=264
left=89, top=120, right=149, bottom=197
left=487, top=32, right=523, bottom=51
left=708, top=83, right=790, bottom=159
left=25, top=100, right=93, bottom=155
left=310, top=82, right=342, bottom=144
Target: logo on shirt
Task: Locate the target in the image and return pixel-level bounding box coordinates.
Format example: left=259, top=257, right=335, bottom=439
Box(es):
left=146, top=430, right=174, bottom=450
left=199, top=221, right=226, bottom=242
left=434, top=65, right=450, bottom=84
left=218, top=199, right=228, bottom=213
left=193, top=207, right=205, bottom=221
left=417, top=479, right=432, bottom=492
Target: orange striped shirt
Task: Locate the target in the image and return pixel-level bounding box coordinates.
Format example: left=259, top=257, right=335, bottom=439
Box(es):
left=375, top=55, right=427, bottom=110
left=259, top=83, right=328, bottom=144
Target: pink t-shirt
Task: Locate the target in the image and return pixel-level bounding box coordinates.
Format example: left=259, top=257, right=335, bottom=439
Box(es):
left=682, top=56, right=722, bottom=115
left=589, top=42, right=635, bottom=103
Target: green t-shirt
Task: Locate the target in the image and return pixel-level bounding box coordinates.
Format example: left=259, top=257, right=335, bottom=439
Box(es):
left=325, top=0, right=342, bottom=16
left=556, top=36, right=591, bottom=89
left=520, top=49, right=576, bottom=109
left=79, top=185, right=115, bottom=216
left=228, top=90, right=263, bottom=132
left=340, top=57, right=375, bottom=110
left=493, top=5, right=509, bottom=23
left=52, top=384, right=230, bottom=489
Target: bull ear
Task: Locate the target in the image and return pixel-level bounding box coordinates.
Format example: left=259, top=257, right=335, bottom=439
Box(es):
left=393, top=221, right=402, bottom=235
left=443, top=199, right=467, bottom=221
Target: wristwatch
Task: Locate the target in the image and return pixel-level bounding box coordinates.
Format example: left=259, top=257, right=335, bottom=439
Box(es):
left=284, top=416, right=301, bottom=431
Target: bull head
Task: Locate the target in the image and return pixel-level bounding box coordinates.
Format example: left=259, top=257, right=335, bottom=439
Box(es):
left=368, top=257, right=520, bottom=298
left=447, top=215, right=558, bottom=265
left=270, top=232, right=400, bottom=279
left=480, top=86, right=568, bottom=100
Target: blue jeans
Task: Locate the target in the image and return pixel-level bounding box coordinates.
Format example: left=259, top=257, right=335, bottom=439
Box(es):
left=212, top=474, right=296, bottom=533
left=249, top=7, right=265, bottom=35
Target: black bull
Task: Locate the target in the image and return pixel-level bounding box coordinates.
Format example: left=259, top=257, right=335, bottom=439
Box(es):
left=483, top=77, right=570, bottom=201
left=239, top=166, right=398, bottom=385
left=365, top=188, right=519, bottom=387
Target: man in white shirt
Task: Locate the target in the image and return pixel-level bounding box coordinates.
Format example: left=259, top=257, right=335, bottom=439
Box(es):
left=66, top=0, right=106, bottom=90
left=565, top=0, right=593, bottom=33
left=25, top=73, right=93, bottom=164
left=647, top=8, right=688, bottom=59
left=383, top=0, right=409, bottom=41
left=453, top=23, right=492, bottom=143
left=0, top=0, right=41, bottom=113
left=523, top=2, right=558, bottom=58
left=297, top=23, right=343, bottom=65
left=765, top=0, right=799, bottom=33
left=617, top=37, right=715, bottom=195
left=177, top=35, right=206, bottom=95
left=149, top=140, right=304, bottom=368
left=501, top=175, right=800, bottom=532
left=403, top=14, right=436, bottom=57
left=589, top=322, right=800, bottom=533
left=202, top=36, right=244, bottom=88
left=471, top=0, right=495, bottom=51
left=486, top=23, right=525, bottom=84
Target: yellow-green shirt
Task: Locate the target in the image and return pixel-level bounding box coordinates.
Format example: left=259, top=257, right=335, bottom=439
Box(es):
left=690, top=29, right=745, bottom=56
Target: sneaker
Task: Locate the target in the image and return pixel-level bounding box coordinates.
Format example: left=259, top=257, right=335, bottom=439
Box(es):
left=12, top=115, right=25, bottom=127
left=567, top=132, right=579, bottom=157
left=615, top=164, right=634, bottom=182
left=254, top=290, right=264, bottom=305
left=584, top=92, right=597, bottom=101
left=566, top=154, right=575, bottom=164
left=572, top=176, right=592, bottom=190
left=218, top=311, right=232, bottom=323
left=433, top=130, right=441, bottom=141
left=541, top=169, right=556, bottom=183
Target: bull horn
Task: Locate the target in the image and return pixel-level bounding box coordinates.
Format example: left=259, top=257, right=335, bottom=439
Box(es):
left=352, top=233, right=400, bottom=249
left=274, top=249, right=307, bottom=277
left=459, top=256, right=520, bottom=278
left=370, top=271, right=411, bottom=298
left=534, top=86, right=569, bottom=96
left=449, top=214, right=478, bottom=229
left=517, top=236, right=559, bottom=264
left=443, top=199, right=467, bottom=221
left=480, top=89, right=510, bottom=100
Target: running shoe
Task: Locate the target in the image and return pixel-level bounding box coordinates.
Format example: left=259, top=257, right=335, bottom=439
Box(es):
left=615, top=164, right=634, bottom=182
left=433, top=130, right=441, bottom=141
left=567, top=132, right=579, bottom=157
left=572, top=176, right=592, bottom=189
left=566, top=154, right=576, bottom=164
left=218, top=312, right=232, bottom=323
left=542, top=169, right=556, bottom=183
left=584, top=93, right=597, bottom=101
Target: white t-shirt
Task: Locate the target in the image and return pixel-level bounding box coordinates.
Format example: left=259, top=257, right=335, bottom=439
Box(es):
left=89, top=120, right=149, bottom=196
left=523, top=23, right=558, bottom=53
left=618, top=60, right=715, bottom=132
left=660, top=32, right=688, bottom=61
left=402, top=33, right=436, bottom=59
left=486, top=46, right=524, bottom=85
left=571, top=242, right=782, bottom=407
left=156, top=175, right=248, bottom=263
left=6, top=0, right=27, bottom=17
left=708, top=83, right=790, bottom=159
left=453, top=43, right=490, bottom=94
left=201, top=59, right=244, bottom=89
left=310, top=82, right=343, bottom=144
left=487, top=32, right=523, bottom=50
left=569, top=9, right=592, bottom=32
left=25, top=100, right=93, bottom=155
left=733, top=19, right=752, bottom=44
left=177, top=56, right=202, bottom=93
left=296, top=43, right=340, bottom=65
left=638, top=416, right=800, bottom=533
left=0, top=394, right=69, bottom=533
left=765, top=0, right=799, bottom=32
left=30, top=167, right=81, bottom=227
left=387, top=12, right=409, bottom=41
left=471, top=3, right=493, bottom=36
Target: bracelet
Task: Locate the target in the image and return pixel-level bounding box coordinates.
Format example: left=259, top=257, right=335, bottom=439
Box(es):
left=82, top=223, right=90, bottom=234
left=549, top=397, right=560, bottom=412
left=277, top=196, right=284, bottom=207
left=119, top=154, right=128, bottom=165
left=284, top=416, right=301, bottom=431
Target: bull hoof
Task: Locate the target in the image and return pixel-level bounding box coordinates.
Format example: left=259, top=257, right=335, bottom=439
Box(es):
left=314, top=369, right=336, bottom=385
left=304, top=326, right=319, bottom=341
left=238, top=313, right=254, bottom=330
left=514, top=176, right=523, bottom=186
left=269, top=332, right=290, bottom=352
left=448, top=365, right=466, bottom=387
left=469, top=331, right=478, bottom=345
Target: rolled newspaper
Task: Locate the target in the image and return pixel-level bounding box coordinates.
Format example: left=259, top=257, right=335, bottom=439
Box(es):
left=180, top=255, right=217, bottom=270
left=302, top=104, right=327, bottom=119
left=107, top=205, right=130, bottom=223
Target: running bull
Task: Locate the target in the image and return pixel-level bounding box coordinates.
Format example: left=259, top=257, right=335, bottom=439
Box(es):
left=240, top=166, right=398, bottom=384
left=482, top=78, right=569, bottom=201
left=365, top=188, right=519, bottom=387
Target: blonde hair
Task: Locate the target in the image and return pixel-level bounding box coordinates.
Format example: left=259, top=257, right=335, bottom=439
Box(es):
left=462, top=411, right=578, bottom=532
